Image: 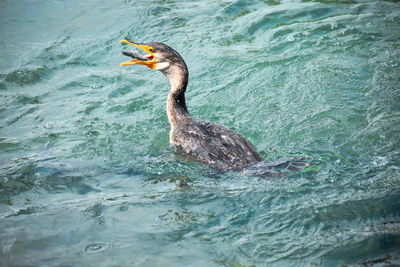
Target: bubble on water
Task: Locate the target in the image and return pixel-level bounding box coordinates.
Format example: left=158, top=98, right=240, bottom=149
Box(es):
left=82, top=242, right=112, bottom=254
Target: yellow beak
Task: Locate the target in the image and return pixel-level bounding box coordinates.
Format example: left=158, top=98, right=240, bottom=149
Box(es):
left=120, top=40, right=157, bottom=69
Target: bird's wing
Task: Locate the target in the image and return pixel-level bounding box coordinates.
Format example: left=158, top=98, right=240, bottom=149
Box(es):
left=172, top=118, right=262, bottom=169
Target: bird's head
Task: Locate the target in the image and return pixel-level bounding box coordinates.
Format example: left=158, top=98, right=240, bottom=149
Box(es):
left=120, top=40, right=186, bottom=75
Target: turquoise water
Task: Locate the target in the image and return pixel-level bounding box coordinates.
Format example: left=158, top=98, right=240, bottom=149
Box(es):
left=1, top=0, right=400, bottom=266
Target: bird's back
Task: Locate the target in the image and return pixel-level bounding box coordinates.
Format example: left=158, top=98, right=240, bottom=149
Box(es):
left=170, top=117, right=263, bottom=170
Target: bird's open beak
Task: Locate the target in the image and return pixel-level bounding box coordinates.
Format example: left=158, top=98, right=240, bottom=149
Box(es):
left=120, top=40, right=156, bottom=69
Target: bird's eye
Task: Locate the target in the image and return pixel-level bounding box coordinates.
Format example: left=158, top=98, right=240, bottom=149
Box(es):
left=149, top=48, right=154, bottom=52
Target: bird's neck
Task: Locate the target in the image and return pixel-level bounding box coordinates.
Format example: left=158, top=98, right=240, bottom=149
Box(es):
left=165, top=64, right=189, bottom=127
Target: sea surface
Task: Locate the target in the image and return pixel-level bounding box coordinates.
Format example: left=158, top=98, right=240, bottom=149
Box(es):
left=1, top=0, right=400, bottom=266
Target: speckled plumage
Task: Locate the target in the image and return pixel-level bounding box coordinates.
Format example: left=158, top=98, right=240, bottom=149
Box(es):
left=170, top=111, right=263, bottom=170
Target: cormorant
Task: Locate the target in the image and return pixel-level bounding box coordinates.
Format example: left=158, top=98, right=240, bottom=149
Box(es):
left=120, top=40, right=308, bottom=176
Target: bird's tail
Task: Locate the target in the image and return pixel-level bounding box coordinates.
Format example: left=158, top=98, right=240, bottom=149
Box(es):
left=242, top=157, right=311, bottom=178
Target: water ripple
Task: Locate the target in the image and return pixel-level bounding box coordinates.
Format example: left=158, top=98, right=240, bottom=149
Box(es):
left=82, top=242, right=112, bottom=254
left=1, top=0, right=400, bottom=266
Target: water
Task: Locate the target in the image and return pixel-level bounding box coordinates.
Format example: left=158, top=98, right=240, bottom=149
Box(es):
left=1, top=0, right=400, bottom=266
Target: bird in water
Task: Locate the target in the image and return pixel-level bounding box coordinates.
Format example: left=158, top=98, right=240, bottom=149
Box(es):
left=120, top=40, right=309, bottom=177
